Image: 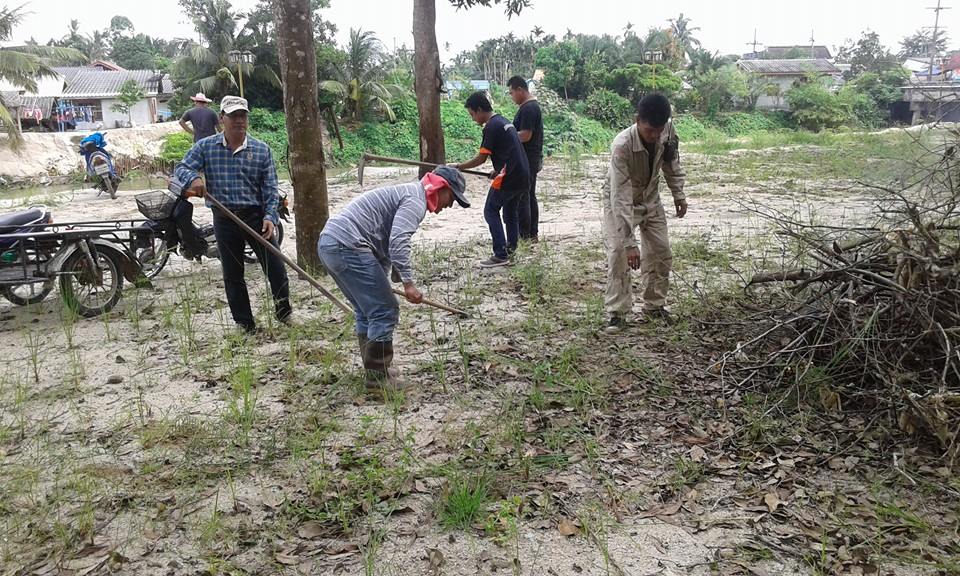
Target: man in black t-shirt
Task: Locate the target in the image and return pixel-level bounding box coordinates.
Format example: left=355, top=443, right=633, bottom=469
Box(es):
left=179, top=93, right=221, bottom=142
left=455, top=91, right=530, bottom=268
left=508, top=76, right=544, bottom=242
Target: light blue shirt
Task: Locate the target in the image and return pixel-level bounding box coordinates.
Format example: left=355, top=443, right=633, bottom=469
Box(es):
left=175, top=133, right=280, bottom=224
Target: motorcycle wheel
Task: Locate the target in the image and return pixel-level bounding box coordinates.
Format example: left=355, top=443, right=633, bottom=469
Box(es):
left=59, top=248, right=124, bottom=318
left=103, top=177, right=117, bottom=200
left=1, top=281, right=54, bottom=306
left=137, top=236, right=172, bottom=279
left=242, top=220, right=284, bottom=263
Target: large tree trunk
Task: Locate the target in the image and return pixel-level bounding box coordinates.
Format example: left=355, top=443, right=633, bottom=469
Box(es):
left=273, top=0, right=327, bottom=271
left=413, top=0, right=445, bottom=173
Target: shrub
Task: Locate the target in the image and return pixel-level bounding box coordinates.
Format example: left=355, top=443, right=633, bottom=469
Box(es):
left=159, top=132, right=193, bottom=163
left=786, top=79, right=851, bottom=131
left=583, top=88, right=633, bottom=128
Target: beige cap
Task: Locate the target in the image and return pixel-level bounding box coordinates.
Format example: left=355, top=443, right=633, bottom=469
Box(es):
left=220, top=95, right=249, bottom=114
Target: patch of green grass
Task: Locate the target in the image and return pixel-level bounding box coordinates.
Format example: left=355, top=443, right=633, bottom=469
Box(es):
left=440, top=473, right=490, bottom=530
left=668, top=456, right=705, bottom=492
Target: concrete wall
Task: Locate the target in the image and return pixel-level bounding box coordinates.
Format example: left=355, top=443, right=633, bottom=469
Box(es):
left=101, top=99, right=154, bottom=127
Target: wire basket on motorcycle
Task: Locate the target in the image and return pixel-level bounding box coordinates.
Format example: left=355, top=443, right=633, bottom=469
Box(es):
left=135, top=189, right=179, bottom=220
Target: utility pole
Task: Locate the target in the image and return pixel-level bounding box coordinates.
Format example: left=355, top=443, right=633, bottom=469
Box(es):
left=927, top=0, right=950, bottom=82
left=746, top=28, right=761, bottom=57
left=810, top=30, right=816, bottom=58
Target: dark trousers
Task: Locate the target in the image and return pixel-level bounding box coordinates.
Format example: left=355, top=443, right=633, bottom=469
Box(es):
left=172, top=199, right=205, bottom=257
left=484, top=186, right=524, bottom=259
left=518, top=155, right=542, bottom=239
left=212, top=208, right=291, bottom=329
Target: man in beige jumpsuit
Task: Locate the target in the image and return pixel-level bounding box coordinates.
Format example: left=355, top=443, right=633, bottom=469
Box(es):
left=602, top=93, right=687, bottom=333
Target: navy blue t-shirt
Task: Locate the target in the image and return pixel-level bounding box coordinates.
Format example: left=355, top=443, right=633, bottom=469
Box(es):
left=480, top=114, right=530, bottom=192
left=181, top=106, right=219, bottom=142
left=513, top=99, right=543, bottom=163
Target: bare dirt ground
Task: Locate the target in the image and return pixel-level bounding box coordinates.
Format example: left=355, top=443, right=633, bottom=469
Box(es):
left=1, top=134, right=957, bottom=576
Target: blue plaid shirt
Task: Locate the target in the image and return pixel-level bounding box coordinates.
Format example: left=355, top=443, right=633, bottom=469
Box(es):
left=175, top=133, right=280, bottom=224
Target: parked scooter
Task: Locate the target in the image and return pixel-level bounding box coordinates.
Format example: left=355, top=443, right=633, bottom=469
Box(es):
left=134, top=180, right=289, bottom=279
left=79, top=132, right=121, bottom=199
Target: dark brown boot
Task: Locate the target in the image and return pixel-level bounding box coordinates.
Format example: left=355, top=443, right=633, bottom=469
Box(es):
left=362, top=340, right=406, bottom=393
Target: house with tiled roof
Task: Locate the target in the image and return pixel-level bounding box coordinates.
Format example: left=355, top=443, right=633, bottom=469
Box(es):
left=0, top=61, right=174, bottom=130
left=737, top=59, right=842, bottom=110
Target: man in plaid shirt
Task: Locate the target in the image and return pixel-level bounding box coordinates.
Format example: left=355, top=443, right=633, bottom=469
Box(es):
left=174, top=95, right=291, bottom=333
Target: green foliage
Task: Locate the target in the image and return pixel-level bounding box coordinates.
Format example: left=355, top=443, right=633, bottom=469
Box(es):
left=688, top=64, right=747, bottom=115
left=786, top=78, right=851, bottom=131
left=535, top=41, right=592, bottom=99
left=673, top=111, right=793, bottom=142
left=583, top=88, right=633, bottom=127
left=160, top=131, right=193, bottom=162
left=603, top=63, right=682, bottom=104
left=835, top=31, right=901, bottom=79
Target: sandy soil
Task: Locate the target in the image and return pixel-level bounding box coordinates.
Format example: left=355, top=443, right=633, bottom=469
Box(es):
left=0, top=149, right=952, bottom=576
left=0, top=123, right=180, bottom=182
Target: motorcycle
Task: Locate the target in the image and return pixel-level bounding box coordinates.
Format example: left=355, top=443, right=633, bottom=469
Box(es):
left=134, top=180, right=290, bottom=279
left=79, top=132, right=121, bottom=199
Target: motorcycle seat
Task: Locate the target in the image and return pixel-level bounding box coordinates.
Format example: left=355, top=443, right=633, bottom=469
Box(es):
left=0, top=207, right=47, bottom=230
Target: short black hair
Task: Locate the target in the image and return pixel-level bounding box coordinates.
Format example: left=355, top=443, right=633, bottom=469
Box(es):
left=507, top=76, right=528, bottom=91
left=464, top=91, right=493, bottom=112
left=636, top=93, right=672, bottom=127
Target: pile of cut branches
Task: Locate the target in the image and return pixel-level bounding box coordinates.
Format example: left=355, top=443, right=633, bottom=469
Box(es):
left=716, top=127, right=960, bottom=465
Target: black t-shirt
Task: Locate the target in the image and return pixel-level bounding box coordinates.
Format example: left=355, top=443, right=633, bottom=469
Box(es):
left=480, top=114, right=530, bottom=192
left=181, top=106, right=219, bottom=142
left=513, top=99, right=543, bottom=163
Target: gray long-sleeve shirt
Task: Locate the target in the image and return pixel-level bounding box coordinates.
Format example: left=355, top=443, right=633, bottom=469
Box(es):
left=321, top=182, right=428, bottom=282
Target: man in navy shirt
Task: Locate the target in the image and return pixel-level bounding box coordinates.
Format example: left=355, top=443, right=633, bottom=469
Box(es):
left=179, top=92, right=221, bottom=142
left=508, top=76, right=544, bottom=242
left=455, top=91, right=530, bottom=268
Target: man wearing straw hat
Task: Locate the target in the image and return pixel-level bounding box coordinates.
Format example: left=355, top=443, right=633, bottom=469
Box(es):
left=179, top=92, right=221, bottom=142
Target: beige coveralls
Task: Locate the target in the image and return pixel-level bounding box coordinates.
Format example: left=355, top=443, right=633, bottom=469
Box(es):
left=602, top=121, right=686, bottom=315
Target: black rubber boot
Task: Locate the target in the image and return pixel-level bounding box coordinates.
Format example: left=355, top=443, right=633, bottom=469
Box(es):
left=362, top=340, right=405, bottom=393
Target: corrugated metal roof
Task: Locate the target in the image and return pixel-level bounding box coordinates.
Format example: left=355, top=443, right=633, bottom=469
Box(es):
left=738, top=59, right=840, bottom=75
left=61, top=69, right=172, bottom=99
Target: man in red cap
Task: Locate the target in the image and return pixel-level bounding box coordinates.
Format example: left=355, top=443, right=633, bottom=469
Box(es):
left=319, top=166, right=470, bottom=394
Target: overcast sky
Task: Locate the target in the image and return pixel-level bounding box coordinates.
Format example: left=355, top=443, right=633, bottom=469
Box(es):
left=6, top=0, right=954, bottom=61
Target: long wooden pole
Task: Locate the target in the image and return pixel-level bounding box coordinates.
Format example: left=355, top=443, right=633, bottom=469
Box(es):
left=203, top=192, right=351, bottom=314
left=204, top=192, right=470, bottom=318
left=391, top=288, right=469, bottom=318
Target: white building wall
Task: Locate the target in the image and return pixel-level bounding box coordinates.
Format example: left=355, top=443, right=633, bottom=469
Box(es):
left=754, top=76, right=799, bottom=111
left=101, top=99, right=153, bottom=127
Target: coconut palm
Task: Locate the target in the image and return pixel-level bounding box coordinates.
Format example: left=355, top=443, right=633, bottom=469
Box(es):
left=669, top=13, right=701, bottom=57
left=319, top=28, right=404, bottom=122
left=0, top=5, right=86, bottom=146
left=174, top=0, right=280, bottom=97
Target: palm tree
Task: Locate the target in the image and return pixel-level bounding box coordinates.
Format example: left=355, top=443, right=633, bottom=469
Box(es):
left=0, top=5, right=86, bottom=147
left=174, top=0, right=280, bottom=97
left=669, top=13, right=701, bottom=57
left=319, top=28, right=404, bottom=122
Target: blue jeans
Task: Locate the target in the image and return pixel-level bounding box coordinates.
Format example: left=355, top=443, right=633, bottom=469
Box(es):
left=484, top=186, right=524, bottom=259
left=318, top=235, right=399, bottom=342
